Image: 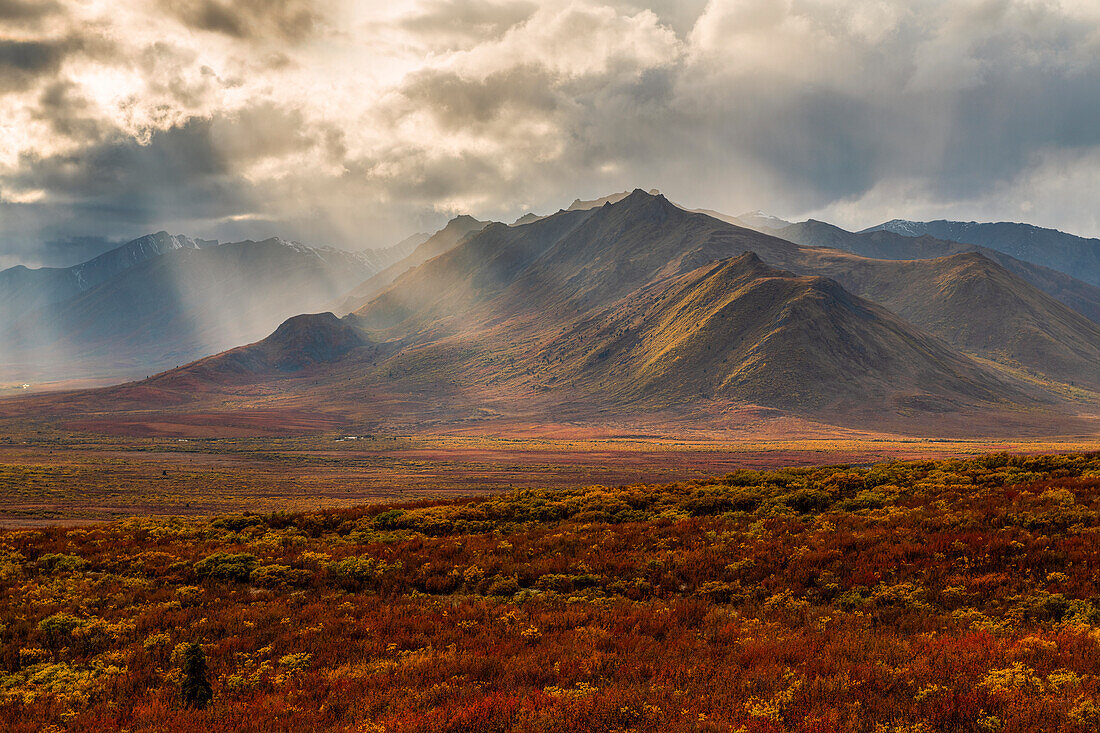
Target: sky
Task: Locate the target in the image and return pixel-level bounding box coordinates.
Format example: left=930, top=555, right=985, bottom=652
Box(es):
left=2, top=0, right=1100, bottom=267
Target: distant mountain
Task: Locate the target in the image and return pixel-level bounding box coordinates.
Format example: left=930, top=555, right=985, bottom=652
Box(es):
left=0, top=232, right=215, bottom=317
left=861, top=219, right=1100, bottom=287
left=0, top=237, right=381, bottom=382
left=357, top=232, right=428, bottom=272
left=735, top=211, right=793, bottom=230
left=785, top=249, right=1100, bottom=389
left=336, top=214, right=491, bottom=314
left=772, top=219, right=1100, bottom=324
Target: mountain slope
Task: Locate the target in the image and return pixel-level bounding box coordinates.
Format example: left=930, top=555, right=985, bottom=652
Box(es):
left=353, top=190, right=803, bottom=337
left=0, top=232, right=212, bottom=317
left=1, top=239, right=379, bottom=382
left=773, top=219, right=1100, bottom=323
left=336, top=215, right=490, bottom=314
left=11, top=191, right=1087, bottom=437
left=346, top=191, right=1041, bottom=417
left=785, top=250, right=1100, bottom=389
left=353, top=192, right=1097, bottom=397
left=862, top=219, right=1100, bottom=287
left=538, top=253, right=1025, bottom=411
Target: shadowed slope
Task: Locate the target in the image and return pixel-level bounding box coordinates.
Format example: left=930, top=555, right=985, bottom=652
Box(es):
left=152, top=312, right=369, bottom=378
left=785, top=250, right=1100, bottom=389
left=773, top=219, right=1100, bottom=323
left=862, top=219, right=1100, bottom=287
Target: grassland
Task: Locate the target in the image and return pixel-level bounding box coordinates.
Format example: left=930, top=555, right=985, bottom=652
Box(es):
left=1, top=430, right=1099, bottom=525
left=2, top=453, right=1100, bottom=731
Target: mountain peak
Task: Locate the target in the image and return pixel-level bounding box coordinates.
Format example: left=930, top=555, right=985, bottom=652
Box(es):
left=446, top=214, right=481, bottom=228
left=608, top=188, right=678, bottom=220
left=263, top=312, right=365, bottom=372
left=566, top=189, right=661, bottom=212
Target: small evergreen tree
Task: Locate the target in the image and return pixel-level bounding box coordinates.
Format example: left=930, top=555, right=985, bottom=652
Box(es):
left=180, top=642, right=213, bottom=709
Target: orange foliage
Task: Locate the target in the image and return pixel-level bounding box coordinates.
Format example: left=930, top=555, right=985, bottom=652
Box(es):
left=2, top=452, right=1100, bottom=731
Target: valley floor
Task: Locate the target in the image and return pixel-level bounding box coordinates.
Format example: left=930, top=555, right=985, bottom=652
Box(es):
left=1, top=429, right=1099, bottom=525
left=1, top=453, right=1099, bottom=731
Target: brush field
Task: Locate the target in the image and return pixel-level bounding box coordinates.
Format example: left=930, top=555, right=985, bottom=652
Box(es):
left=2, top=453, right=1100, bottom=731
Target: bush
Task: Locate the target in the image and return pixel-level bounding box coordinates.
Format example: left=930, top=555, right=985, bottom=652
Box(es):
left=194, top=553, right=258, bottom=582
left=36, top=554, right=85, bottom=573
left=38, top=613, right=84, bottom=648
left=486, top=575, right=520, bottom=596
left=250, top=564, right=311, bottom=588
left=179, top=643, right=212, bottom=709
left=373, top=509, right=406, bottom=530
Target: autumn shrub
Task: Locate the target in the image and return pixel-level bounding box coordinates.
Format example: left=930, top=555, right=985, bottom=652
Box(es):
left=0, top=452, right=1098, bottom=732
left=37, top=613, right=84, bottom=649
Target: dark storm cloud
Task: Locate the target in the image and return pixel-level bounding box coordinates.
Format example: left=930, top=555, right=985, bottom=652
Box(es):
left=5, top=0, right=1100, bottom=264
left=5, top=103, right=322, bottom=254
left=0, top=0, right=61, bottom=22
left=33, top=81, right=107, bottom=141
left=397, top=65, right=558, bottom=129
left=0, top=38, right=72, bottom=92
left=931, top=71, right=1100, bottom=198
left=158, top=0, right=324, bottom=43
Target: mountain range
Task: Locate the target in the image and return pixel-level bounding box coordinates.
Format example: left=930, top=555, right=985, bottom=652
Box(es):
left=12, top=189, right=1095, bottom=438
left=0, top=234, right=417, bottom=384
left=861, top=219, right=1100, bottom=287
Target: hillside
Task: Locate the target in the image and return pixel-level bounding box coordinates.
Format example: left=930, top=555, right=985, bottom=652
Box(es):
left=344, top=192, right=1044, bottom=421
left=337, top=215, right=490, bottom=314
left=862, top=219, right=1100, bottom=287
left=772, top=219, right=1100, bottom=323
left=537, top=253, right=1025, bottom=411
left=0, top=239, right=380, bottom=383
left=785, top=250, right=1100, bottom=389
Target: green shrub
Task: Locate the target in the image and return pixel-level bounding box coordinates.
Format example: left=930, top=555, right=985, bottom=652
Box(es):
left=36, top=554, right=85, bottom=573
left=250, top=564, right=311, bottom=588
left=194, top=553, right=258, bottom=582
left=38, top=613, right=83, bottom=647
left=486, top=575, right=520, bottom=596
left=373, top=509, right=406, bottom=529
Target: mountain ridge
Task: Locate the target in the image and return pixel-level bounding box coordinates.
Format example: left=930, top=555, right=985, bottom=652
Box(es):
left=861, top=218, right=1100, bottom=287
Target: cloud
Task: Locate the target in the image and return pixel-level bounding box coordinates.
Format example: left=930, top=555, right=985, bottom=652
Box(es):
left=397, top=0, right=537, bottom=51
left=3, top=0, right=1100, bottom=267
left=157, top=0, right=325, bottom=43
left=0, top=0, right=61, bottom=22
left=0, top=38, right=75, bottom=92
